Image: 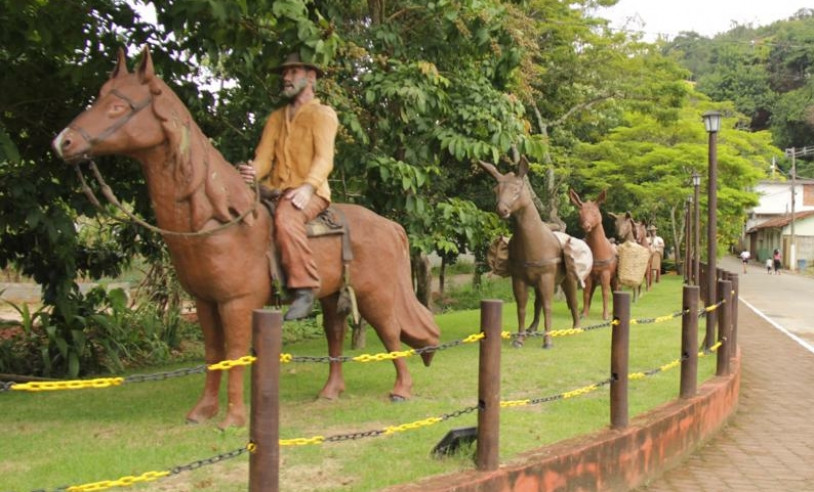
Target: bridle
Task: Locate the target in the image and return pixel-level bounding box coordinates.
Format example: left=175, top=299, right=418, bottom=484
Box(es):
left=70, top=88, right=259, bottom=238
left=69, top=89, right=153, bottom=147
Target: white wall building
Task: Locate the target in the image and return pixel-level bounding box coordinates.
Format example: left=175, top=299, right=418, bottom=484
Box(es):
left=745, top=179, right=814, bottom=269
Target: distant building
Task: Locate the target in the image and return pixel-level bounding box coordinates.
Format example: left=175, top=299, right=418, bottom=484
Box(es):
left=744, top=179, right=814, bottom=269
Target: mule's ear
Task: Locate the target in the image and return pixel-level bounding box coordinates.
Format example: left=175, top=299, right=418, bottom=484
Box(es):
left=137, top=45, right=155, bottom=84
left=517, top=156, right=529, bottom=178
left=568, top=188, right=582, bottom=207
left=110, top=48, right=129, bottom=79
left=596, top=189, right=606, bottom=205
left=608, top=212, right=618, bottom=220
left=625, top=211, right=633, bottom=219
left=478, top=160, right=502, bottom=180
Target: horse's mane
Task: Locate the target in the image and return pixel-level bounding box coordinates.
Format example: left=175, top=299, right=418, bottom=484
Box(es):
left=146, top=76, right=256, bottom=230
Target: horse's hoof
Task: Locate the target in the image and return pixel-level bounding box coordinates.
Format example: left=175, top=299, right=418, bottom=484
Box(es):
left=512, top=340, right=524, bottom=349
left=389, top=394, right=408, bottom=403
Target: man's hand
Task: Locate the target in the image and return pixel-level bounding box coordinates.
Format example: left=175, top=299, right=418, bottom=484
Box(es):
left=285, top=183, right=315, bottom=210
left=237, top=161, right=257, bottom=184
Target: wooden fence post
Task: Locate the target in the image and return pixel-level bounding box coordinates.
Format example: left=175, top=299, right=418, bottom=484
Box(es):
left=611, top=291, right=630, bottom=429
left=476, top=300, right=502, bottom=471
left=250, top=309, right=282, bottom=492
left=680, top=285, right=699, bottom=399
left=717, top=279, right=732, bottom=376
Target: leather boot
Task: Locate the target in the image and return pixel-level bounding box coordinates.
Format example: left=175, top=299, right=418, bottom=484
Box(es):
left=284, top=288, right=315, bottom=321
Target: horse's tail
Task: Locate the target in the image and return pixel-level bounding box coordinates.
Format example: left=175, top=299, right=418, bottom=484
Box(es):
left=390, top=223, right=441, bottom=367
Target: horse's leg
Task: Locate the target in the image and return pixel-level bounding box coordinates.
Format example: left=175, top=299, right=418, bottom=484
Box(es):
left=318, top=293, right=347, bottom=400
left=512, top=277, right=529, bottom=348
left=186, top=299, right=224, bottom=425
left=360, top=298, right=413, bottom=401
left=538, top=273, right=556, bottom=349
left=214, top=298, right=256, bottom=429
left=563, top=274, right=581, bottom=329
left=527, top=290, right=542, bottom=334
left=581, top=275, right=593, bottom=319
left=600, top=273, right=612, bottom=321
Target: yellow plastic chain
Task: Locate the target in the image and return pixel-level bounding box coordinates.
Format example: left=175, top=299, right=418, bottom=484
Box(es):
left=280, top=436, right=325, bottom=446
left=462, top=333, right=486, bottom=343
left=352, top=349, right=416, bottom=362
left=548, top=328, right=585, bottom=337
left=500, top=399, right=531, bottom=408
left=562, top=384, right=599, bottom=399
left=384, top=417, right=443, bottom=435
left=207, top=355, right=257, bottom=371
left=11, top=377, right=124, bottom=392
left=66, top=470, right=170, bottom=491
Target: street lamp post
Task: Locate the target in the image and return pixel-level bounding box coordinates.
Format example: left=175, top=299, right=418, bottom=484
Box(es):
left=684, top=197, right=691, bottom=284
left=702, top=110, right=721, bottom=351
left=692, top=171, right=701, bottom=288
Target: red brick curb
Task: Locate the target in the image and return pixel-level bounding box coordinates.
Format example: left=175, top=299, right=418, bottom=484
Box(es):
left=387, top=352, right=741, bottom=492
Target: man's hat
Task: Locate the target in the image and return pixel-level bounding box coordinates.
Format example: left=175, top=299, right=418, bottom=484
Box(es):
left=274, top=52, right=324, bottom=77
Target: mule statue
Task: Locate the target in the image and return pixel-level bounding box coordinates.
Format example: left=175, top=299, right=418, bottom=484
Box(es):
left=568, top=189, right=619, bottom=320
left=479, top=159, right=580, bottom=348
left=610, top=211, right=654, bottom=298
left=52, top=47, right=440, bottom=428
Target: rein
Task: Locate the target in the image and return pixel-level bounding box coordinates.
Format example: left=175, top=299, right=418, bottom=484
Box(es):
left=74, top=160, right=260, bottom=238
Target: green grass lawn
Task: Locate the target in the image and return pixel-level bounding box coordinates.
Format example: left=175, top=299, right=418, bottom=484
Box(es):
left=1, top=274, right=719, bottom=491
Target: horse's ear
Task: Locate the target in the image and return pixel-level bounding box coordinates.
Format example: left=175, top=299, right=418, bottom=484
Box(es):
left=517, top=156, right=529, bottom=178
left=568, top=189, right=583, bottom=207
left=137, top=45, right=155, bottom=84
left=110, top=48, right=129, bottom=79
left=625, top=211, right=633, bottom=219
left=478, top=160, right=502, bottom=180
left=596, top=189, right=606, bottom=205
left=608, top=212, right=618, bottom=220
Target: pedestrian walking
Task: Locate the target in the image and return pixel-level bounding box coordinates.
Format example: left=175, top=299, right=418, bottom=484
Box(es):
left=773, top=249, right=782, bottom=275
left=740, top=249, right=750, bottom=273
left=766, top=257, right=773, bottom=274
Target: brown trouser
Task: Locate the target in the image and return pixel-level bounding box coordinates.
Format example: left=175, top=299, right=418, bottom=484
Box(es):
left=274, top=194, right=328, bottom=290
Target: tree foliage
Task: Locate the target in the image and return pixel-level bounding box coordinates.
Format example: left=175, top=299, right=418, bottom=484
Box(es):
left=665, top=8, right=814, bottom=163
left=0, top=0, right=796, bottom=344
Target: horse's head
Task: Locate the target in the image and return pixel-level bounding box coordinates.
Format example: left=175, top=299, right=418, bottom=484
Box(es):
left=53, top=46, right=166, bottom=164
left=478, top=158, right=530, bottom=220
left=609, top=211, right=637, bottom=242
left=569, top=189, right=606, bottom=234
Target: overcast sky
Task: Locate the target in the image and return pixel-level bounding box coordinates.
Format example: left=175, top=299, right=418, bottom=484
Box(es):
left=600, top=0, right=810, bottom=40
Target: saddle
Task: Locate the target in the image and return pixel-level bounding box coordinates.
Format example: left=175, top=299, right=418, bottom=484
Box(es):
left=259, top=186, right=358, bottom=321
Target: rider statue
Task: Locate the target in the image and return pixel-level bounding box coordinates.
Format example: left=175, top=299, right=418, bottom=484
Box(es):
left=239, top=52, right=339, bottom=320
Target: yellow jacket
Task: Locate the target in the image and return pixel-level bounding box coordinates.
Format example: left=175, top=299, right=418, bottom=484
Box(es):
left=252, top=99, right=338, bottom=202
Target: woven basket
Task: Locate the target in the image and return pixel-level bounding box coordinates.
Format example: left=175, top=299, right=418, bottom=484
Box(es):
left=617, top=241, right=651, bottom=287
left=487, top=236, right=511, bottom=277
left=651, top=251, right=663, bottom=271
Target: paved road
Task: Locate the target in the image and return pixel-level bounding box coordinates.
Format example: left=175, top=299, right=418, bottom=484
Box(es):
left=635, top=255, right=814, bottom=491
left=732, top=256, right=814, bottom=350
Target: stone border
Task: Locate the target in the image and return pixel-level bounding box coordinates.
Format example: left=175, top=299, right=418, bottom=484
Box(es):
left=387, top=351, right=741, bottom=491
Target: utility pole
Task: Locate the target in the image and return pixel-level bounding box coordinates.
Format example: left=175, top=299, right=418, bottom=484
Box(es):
left=784, top=146, right=814, bottom=271
left=791, top=148, right=796, bottom=271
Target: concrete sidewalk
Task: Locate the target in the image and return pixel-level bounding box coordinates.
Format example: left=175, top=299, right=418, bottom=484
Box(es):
left=635, top=258, right=814, bottom=491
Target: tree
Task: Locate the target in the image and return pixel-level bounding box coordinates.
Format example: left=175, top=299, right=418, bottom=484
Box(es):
left=570, top=92, right=776, bottom=261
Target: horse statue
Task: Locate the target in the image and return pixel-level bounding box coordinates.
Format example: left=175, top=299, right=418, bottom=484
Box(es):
left=568, top=189, right=618, bottom=320
left=478, top=159, right=580, bottom=348
left=52, top=46, right=440, bottom=428
left=610, top=211, right=654, bottom=299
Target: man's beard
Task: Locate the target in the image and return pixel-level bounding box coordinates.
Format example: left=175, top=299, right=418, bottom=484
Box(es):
left=282, top=78, right=308, bottom=99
